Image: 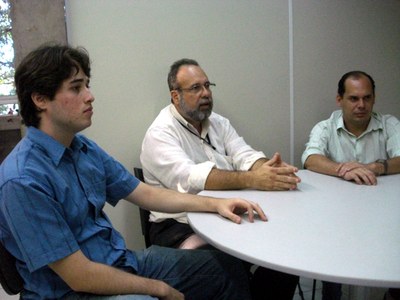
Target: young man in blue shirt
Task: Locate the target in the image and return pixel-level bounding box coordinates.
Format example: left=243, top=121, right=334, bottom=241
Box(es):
left=0, top=44, right=267, bottom=300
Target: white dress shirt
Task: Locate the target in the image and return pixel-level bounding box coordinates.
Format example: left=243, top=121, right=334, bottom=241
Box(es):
left=141, top=104, right=266, bottom=223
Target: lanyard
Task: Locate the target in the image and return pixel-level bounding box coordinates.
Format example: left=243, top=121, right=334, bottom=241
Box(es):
left=176, top=120, right=216, bottom=150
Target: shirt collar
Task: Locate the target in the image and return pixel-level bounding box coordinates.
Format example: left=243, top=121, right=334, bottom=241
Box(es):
left=26, top=127, right=87, bottom=166
left=336, top=111, right=383, bottom=137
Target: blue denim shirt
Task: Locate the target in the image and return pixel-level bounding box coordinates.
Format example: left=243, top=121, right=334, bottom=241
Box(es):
left=0, top=127, right=139, bottom=299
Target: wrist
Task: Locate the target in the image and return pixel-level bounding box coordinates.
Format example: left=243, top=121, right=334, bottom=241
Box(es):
left=152, top=280, right=171, bottom=298
left=375, top=159, right=387, bottom=175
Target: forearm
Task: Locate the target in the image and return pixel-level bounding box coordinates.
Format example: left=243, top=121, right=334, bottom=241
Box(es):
left=205, top=168, right=251, bottom=190
left=206, top=154, right=299, bottom=191
left=304, top=154, right=341, bottom=177
left=49, top=251, right=171, bottom=297
left=77, top=264, right=168, bottom=296
left=127, top=182, right=217, bottom=214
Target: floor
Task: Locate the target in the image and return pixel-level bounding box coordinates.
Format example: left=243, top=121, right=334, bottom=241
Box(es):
left=293, top=278, right=387, bottom=300
left=0, top=286, right=19, bottom=300
left=294, top=278, right=341, bottom=300
left=0, top=277, right=387, bottom=300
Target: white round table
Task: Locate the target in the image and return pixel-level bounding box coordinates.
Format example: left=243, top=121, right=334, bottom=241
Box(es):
left=187, top=170, right=400, bottom=288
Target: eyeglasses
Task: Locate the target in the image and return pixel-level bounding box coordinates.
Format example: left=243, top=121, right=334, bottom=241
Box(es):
left=176, top=82, right=216, bottom=94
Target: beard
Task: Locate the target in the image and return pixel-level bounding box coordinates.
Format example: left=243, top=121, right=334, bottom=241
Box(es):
left=178, top=94, right=213, bottom=122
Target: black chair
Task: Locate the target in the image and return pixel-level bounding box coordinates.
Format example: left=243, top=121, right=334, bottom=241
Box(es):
left=0, top=241, right=23, bottom=295
left=133, top=167, right=152, bottom=248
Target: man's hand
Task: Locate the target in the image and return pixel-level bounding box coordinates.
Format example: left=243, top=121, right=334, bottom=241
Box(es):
left=159, top=283, right=185, bottom=300
left=251, top=153, right=301, bottom=191
left=214, top=198, right=268, bottom=224
left=337, top=162, right=377, bottom=185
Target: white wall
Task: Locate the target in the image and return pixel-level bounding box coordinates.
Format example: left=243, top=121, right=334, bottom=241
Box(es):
left=65, top=0, right=400, bottom=250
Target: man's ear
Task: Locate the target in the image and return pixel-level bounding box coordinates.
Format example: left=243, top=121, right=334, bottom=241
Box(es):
left=336, top=94, right=342, bottom=108
left=170, top=90, right=179, bottom=105
left=31, top=92, right=48, bottom=111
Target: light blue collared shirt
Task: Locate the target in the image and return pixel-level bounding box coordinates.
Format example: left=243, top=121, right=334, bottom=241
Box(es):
left=301, top=110, right=400, bottom=166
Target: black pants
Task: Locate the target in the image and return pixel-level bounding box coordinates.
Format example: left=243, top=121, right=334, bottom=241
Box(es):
left=322, top=281, right=342, bottom=300
left=389, top=288, right=400, bottom=300
left=150, top=220, right=299, bottom=300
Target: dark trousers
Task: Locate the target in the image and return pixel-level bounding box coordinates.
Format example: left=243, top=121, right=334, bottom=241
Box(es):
left=388, top=288, right=400, bottom=300
left=150, top=220, right=299, bottom=300
left=250, top=266, right=299, bottom=300
left=322, top=281, right=342, bottom=300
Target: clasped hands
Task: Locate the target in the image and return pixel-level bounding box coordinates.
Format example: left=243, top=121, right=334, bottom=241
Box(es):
left=336, top=161, right=377, bottom=185
left=252, top=152, right=301, bottom=191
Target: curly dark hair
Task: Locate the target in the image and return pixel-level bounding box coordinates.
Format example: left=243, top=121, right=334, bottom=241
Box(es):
left=14, top=43, right=91, bottom=127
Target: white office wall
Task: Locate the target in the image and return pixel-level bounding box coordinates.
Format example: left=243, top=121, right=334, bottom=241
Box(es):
left=65, top=0, right=400, bottom=250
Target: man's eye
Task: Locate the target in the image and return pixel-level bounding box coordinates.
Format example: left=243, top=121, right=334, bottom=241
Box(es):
left=191, top=85, right=201, bottom=91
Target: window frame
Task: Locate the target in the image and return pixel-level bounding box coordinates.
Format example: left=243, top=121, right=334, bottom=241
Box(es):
left=0, top=95, right=17, bottom=105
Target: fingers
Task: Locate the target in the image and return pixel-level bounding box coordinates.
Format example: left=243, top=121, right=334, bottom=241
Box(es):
left=246, top=205, right=255, bottom=222
left=241, top=201, right=268, bottom=223
left=273, top=172, right=301, bottom=190
left=337, top=162, right=363, bottom=177
left=266, top=152, right=280, bottom=166
left=341, top=168, right=377, bottom=185
left=336, top=163, right=345, bottom=176
left=253, top=159, right=301, bottom=190
left=277, top=163, right=301, bottom=189
left=251, top=202, right=268, bottom=221
left=221, top=199, right=268, bottom=224
left=278, top=159, right=299, bottom=172
left=225, top=212, right=242, bottom=224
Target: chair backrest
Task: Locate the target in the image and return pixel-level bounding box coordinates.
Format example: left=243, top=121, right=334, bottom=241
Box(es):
left=0, top=241, right=23, bottom=295
left=133, top=167, right=152, bottom=248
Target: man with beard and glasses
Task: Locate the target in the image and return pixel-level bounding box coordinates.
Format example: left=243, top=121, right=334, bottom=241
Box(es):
left=140, top=58, right=301, bottom=300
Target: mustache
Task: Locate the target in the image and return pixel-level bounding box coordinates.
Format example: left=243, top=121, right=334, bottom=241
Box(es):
left=198, top=98, right=212, bottom=106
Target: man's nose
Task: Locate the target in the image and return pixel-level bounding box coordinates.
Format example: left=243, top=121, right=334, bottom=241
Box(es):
left=85, top=88, right=95, bottom=102
left=201, top=86, right=212, bottom=97
left=358, top=99, right=366, bottom=108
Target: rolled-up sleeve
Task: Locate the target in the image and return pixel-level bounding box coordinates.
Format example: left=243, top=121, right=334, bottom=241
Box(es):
left=141, top=109, right=266, bottom=194
left=385, top=115, right=400, bottom=158
left=141, top=127, right=215, bottom=194
left=301, top=121, right=331, bottom=167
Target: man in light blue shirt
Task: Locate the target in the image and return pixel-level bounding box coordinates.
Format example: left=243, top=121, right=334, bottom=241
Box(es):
left=302, top=70, right=400, bottom=300
left=302, top=71, right=400, bottom=185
